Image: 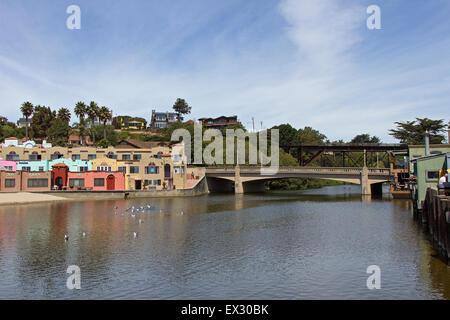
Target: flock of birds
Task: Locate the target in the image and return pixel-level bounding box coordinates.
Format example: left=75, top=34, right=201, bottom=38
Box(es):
left=63, top=203, right=185, bottom=242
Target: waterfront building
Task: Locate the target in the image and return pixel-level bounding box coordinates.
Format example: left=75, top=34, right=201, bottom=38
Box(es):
left=0, top=115, right=7, bottom=124
left=48, top=158, right=91, bottom=172
left=20, top=171, right=51, bottom=192
left=0, top=160, right=17, bottom=171
left=198, top=115, right=240, bottom=130
left=0, top=171, right=21, bottom=191
left=150, top=110, right=179, bottom=130
left=409, top=144, right=450, bottom=161
left=0, top=143, right=187, bottom=191
left=67, top=171, right=125, bottom=191
left=16, top=160, right=49, bottom=172
left=410, top=153, right=449, bottom=207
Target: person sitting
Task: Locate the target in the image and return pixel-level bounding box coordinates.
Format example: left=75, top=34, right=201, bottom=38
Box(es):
left=439, top=173, right=448, bottom=184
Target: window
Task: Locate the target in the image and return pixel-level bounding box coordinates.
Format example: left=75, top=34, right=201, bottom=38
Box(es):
left=153, top=180, right=161, bottom=186
left=133, top=154, right=142, bottom=160
left=130, top=166, right=139, bottom=174
left=51, top=153, right=63, bottom=160
left=6, top=153, right=19, bottom=160
left=38, top=167, right=44, bottom=172
left=426, top=170, right=440, bottom=182
left=5, top=179, right=15, bottom=188
left=4, top=166, right=13, bottom=171
left=29, top=154, right=41, bottom=160
left=72, top=154, right=81, bottom=160
left=22, top=166, right=31, bottom=172
left=118, top=166, right=127, bottom=173
left=106, top=153, right=117, bottom=159
left=122, top=154, right=131, bottom=160
left=174, top=166, right=181, bottom=174
left=27, top=179, right=48, bottom=188
left=88, top=154, right=97, bottom=160
left=69, top=179, right=85, bottom=187
left=79, top=166, right=89, bottom=172
left=97, top=166, right=111, bottom=172
left=94, top=178, right=105, bottom=186
left=145, top=166, right=159, bottom=174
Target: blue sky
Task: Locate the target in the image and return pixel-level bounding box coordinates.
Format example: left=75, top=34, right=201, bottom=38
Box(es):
left=0, top=0, right=449, bottom=142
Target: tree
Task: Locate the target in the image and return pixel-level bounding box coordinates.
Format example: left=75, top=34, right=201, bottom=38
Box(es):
left=87, top=101, right=100, bottom=144
left=20, top=101, right=34, bottom=140
left=298, top=126, right=327, bottom=145
left=98, top=106, right=112, bottom=140
left=74, top=101, right=87, bottom=145
left=57, top=107, right=71, bottom=124
left=172, top=98, right=191, bottom=121
left=47, top=118, right=70, bottom=146
left=31, top=106, right=56, bottom=139
left=389, top=118, right=446, bottom=144
left=350, top=134, right=380, bottom=144
left=93, top=125, right=118, bottom=147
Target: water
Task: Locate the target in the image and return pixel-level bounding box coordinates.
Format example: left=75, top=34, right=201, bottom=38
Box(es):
left=0, top=185, right=449, bottom=300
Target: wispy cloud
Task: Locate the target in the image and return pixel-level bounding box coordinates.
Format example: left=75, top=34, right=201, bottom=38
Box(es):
left=0, top=0, right=448, bottom=142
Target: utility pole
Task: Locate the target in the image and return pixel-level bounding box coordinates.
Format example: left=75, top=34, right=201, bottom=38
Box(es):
left=252, top=117, right=255, bottom=133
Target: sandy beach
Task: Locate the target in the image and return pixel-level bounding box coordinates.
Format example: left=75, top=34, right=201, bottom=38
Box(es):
left=0, top=192, right=68, bottom=206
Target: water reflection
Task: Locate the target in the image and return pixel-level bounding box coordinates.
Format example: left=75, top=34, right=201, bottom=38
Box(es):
left=0, top=185, right=449, bottom=299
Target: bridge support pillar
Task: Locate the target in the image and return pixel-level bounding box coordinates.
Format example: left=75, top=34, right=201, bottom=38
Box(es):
left=360, top=166, right=371, bottom=195
left=234, top=165, right=244, bottom=194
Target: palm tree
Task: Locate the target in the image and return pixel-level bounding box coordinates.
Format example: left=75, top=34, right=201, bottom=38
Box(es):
left=74, top=101, right=87, bottom=145
left=87, top=101, right=99, bottom=144
left=57, top=107, right=71, bottom=124
left=20, top=101, right=34, bottom=140
left=98, top=106, right=113, bottom=141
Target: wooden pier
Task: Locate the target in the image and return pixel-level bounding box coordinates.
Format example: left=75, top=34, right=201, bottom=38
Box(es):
left=414, top=188, right=450, bottom=263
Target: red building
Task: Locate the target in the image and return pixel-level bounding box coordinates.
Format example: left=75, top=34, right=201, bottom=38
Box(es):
left=51, top=163, right=69, bottom=190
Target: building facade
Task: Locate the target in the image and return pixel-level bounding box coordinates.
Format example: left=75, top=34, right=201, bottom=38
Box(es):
left=198, top=115, right=240, bottom=130
left=150, top=110, right=179, bottom=130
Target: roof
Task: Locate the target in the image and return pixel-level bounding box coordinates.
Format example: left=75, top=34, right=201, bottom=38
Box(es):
left=52, top=163, right=68, bottom=167
left=198, top=115, right=238, bottom=121
left=4, top=137, right=18, bottom=140
left=410, top=152, right=449, bottom=162
left=115, top=139, right=153, bottom=149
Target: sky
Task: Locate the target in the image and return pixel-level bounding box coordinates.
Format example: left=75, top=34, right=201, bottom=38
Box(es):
left=0, top=0, right=449, bottom=142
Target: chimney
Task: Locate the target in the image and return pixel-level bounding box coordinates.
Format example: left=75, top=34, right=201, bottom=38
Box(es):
left=424, top=130, right=430, bottom=156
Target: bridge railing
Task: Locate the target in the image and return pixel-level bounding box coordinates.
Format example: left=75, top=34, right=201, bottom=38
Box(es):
left=205, top=166, right=391, bottom=175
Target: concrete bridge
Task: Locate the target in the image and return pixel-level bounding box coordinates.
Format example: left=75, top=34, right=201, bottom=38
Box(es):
left=204, top=166, right=393, bottom=195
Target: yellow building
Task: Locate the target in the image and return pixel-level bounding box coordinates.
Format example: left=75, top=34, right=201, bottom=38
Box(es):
left=120, top=119, right=146, bottom=130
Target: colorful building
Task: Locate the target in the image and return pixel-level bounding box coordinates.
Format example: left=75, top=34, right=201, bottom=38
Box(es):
left=0, top=171, right=21, bottom=192
left=410, top=153, right=448, bottom=207
left=16, top=160, right=48, bottom=172
left=20, top=171, right=51, bottom=192
left=0, top=160, right=17, bottom=171
left=48, top=158, right=91, bottom=172
left=67, top=171, right=125, bottom=191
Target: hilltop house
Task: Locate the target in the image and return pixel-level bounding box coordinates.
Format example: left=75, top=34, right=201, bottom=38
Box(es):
left=150, top=110, right=180, bottom=130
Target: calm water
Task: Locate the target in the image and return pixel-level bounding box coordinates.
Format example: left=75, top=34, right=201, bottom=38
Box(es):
left=0, top=185, right=449, bottom=300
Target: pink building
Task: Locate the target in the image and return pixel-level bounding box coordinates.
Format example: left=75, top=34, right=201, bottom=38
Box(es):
left=0, top=160, right=17, bottom=171
left=67, top=171, right=125, bottom=191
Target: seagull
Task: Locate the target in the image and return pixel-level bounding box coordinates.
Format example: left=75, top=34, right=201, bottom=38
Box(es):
left=133, top=232, right=138, bottom=238
left=82, top=232, right=86, bottom=237
left=131, top=214, right=136, bottom=218
left=181, top=211, right=184, bottom=215
left=64, top=235, right=69, bottom=241
left=139, top=219, right=143, bottom=224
